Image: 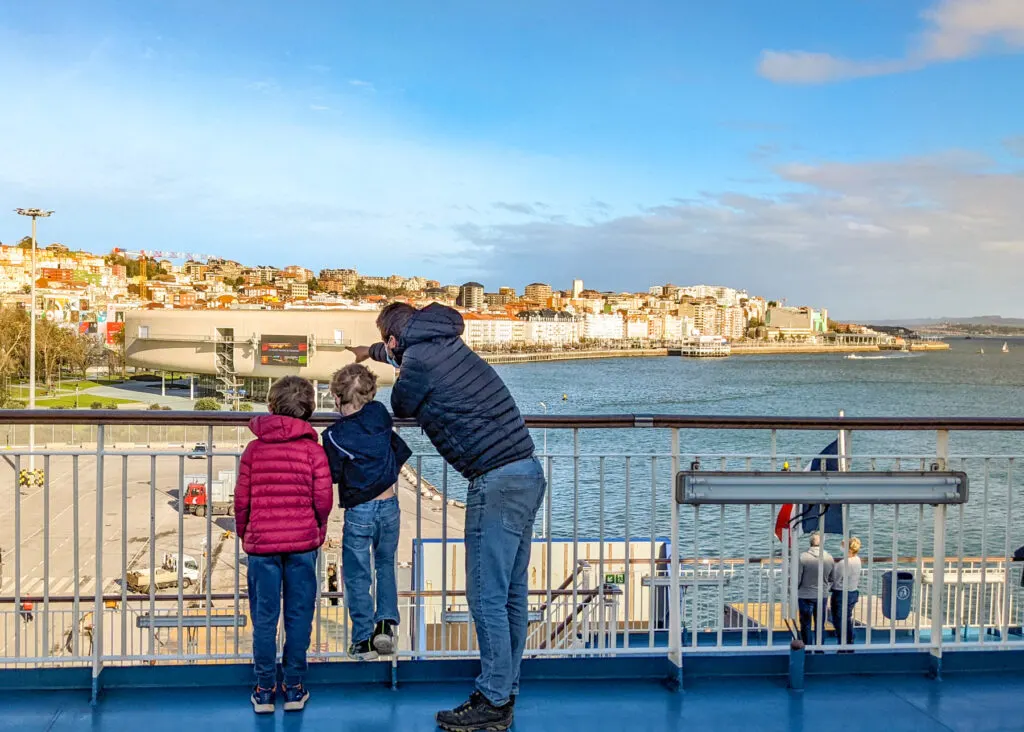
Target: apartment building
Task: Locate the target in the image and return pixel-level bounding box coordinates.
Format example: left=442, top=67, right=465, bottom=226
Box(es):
left=766, top=305, right=828, bottom=333
left=517, top=309, right=582, bottom=346
left=461, top=313, right=517, bottom=348
left=582, top=312, right=624, bottom=341
left=523, top=282, right=553, bottom=304
left=457, top=282, right=485, bottom=309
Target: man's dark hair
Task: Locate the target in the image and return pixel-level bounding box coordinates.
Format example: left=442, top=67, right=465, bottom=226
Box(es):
left=267, top=375, right=316, bottom=420
left=376, top=302, right=416, bottom=341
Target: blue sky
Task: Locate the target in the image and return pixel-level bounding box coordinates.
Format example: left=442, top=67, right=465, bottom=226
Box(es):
left=2, top=0, right=1023, bottom=319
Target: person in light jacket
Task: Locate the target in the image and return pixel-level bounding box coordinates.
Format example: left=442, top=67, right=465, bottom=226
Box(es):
left=830, top=537, right=862, bottom=647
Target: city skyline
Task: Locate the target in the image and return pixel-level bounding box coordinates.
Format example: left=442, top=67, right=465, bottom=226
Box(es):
left=1, top=1, right=1023, bottom=319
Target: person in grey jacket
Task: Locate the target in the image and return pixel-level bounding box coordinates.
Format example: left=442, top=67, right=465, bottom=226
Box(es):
left=797, top=533, right=834, bottom=646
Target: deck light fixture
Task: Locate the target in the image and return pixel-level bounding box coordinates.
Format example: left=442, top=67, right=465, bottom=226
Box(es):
left=676, top=470, right=967, bottom=505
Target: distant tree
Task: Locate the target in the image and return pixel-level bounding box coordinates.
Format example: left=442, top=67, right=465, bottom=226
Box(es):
left=108, top=327, right=127, bottom=379
left=194, top=397, right=221, bottom=411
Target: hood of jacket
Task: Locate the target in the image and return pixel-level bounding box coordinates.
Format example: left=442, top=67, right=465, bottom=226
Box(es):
left=248, top=414, right=319, bottom=443
left=398, top=303, right=464, bottom=355
left=325, top=400, right=393, bottom=440
left=322, top=401, right=411, bottom=508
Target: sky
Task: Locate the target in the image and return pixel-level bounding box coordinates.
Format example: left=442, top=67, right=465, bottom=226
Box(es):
left=1, top=0, right=1023, bottom=320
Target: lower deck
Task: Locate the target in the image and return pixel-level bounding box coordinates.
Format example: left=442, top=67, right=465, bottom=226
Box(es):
left=8, top=671, right=1023, bottom=732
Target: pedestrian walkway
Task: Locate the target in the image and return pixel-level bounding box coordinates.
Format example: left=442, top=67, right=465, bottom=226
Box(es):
left=0, top=577, right=86, bottom=597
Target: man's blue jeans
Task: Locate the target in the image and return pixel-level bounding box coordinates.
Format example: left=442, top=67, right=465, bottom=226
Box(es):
left=465, top=457, right=546, bottom=707
left=343, top=495, right=401, bottom=644
left=247, top=549, right=318, bottom=688
left=798, top=598, right=824, bottom=646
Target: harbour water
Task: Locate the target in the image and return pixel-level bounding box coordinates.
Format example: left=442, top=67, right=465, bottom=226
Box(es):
left=383, top=339, right=1024, bottom=556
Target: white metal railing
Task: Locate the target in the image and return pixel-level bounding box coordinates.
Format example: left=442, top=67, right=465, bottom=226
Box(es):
left=3, top=412, right=1024, bottom=686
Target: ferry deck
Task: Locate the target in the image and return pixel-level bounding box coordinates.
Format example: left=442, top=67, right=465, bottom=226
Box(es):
left=3, top=411, right=1024, bottom=730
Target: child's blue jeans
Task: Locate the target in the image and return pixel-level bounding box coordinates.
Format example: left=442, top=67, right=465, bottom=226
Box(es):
left=247, top=549, right=318, bottom=688
left=342, top=496, right=401, bottom=643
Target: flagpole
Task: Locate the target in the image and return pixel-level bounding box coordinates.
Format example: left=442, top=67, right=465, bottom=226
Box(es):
left=838, top=409, right=852, bottom=648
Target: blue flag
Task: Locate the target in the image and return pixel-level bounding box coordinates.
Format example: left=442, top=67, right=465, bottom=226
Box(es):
left=799, top=439, right=844, bottom=534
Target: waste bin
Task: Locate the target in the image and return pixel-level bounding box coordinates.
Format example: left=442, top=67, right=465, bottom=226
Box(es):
left=881, top=571, right=914, bottom=620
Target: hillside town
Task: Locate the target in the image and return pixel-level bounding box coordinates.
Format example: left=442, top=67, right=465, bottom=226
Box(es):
left=0, top=240, right=881, bottom=351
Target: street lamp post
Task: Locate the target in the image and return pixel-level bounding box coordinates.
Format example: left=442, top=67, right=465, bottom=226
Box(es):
left=15, top=208, right=53, bottom=478
left=539, top=402, right=548, bottom=457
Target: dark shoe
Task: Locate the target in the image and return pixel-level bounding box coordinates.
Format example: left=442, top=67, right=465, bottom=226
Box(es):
left=373, top=620, right=397, bottom=656
left=283, top=683, right=309, bottom=712
left=347, top=640, right=379, bottom=661
left=436, top=691, right=514, bottom=732
left=251, top=685, right=276, bottom=714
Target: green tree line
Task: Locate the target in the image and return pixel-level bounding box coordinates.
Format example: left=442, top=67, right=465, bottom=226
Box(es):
left=0, top=306, right=108, bottom=407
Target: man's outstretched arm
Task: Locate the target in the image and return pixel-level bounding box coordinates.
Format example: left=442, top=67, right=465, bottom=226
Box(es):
left=348, top=344, right=389, bottom=363
left=391, top=353, right=430, bottom=418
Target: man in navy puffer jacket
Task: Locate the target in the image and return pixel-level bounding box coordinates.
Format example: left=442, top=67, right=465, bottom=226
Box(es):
left=352, top=302, right=545, bottom=731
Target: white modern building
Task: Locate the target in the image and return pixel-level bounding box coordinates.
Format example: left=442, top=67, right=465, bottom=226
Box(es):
left=518, top=310, right=582, bottom=346
left=461, top=314, right=517, bottom=348
left=582, top=312, right=624, bottom=341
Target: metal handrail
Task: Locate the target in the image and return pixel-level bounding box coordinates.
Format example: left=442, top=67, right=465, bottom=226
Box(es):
left=6, top=410, right=1024, bottom=431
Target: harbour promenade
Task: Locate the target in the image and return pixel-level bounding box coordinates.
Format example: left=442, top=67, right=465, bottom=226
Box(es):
left=481, top=340, right=949, bottom=364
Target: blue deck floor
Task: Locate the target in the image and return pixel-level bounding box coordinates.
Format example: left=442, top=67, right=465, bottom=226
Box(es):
left=8, top=672, right=1024, bottom=732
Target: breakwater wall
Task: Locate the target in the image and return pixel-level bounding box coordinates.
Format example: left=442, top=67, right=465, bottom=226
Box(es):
left=477, top=342, right=949, bottom=363
left=481, top=349, right=667, bottom=365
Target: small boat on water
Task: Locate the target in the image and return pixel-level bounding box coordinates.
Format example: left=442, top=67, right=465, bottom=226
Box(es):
left=1002, top=342, right=1009, bottom=353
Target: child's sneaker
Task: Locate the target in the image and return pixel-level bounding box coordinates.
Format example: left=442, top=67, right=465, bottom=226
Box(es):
left=283, top=684, right=310, bottom=712
left=347, top=640, right=379, bottom=661
left=372, top=620, right=397, bottom=656
left=250, top=685, right=276, bottom=714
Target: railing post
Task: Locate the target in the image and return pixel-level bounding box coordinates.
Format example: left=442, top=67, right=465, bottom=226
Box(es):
left=92, top=424, right=105, bottom=705
left=930, top=430, right=949, bottom=679
left=668, top=428, right=682, bottom=691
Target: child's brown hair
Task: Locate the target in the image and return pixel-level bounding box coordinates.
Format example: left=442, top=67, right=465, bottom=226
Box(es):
left=267, top=375, right=316, bottom=420
left=330, top=364, right=377, bottom=409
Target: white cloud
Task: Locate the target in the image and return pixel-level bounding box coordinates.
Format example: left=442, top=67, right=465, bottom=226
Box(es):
left=1005, top=136, right=1024, bottom=156
left=245, top=79, right=278, bottom=92
left=0, top=43, right=611, bottom=278
left=758, top=52, right=915, bottom=84
left=759, top=0, right=1024, bottom=84
left=457, top=152, right=1024, bottom=318
left=348, top=79, right=376, bottom=92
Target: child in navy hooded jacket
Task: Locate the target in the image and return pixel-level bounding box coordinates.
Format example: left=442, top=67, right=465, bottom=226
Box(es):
left=322, top=363, right=411, bottom=660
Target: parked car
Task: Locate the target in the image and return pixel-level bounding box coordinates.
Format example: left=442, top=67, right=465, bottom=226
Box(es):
left=187, top=442, right=208, bottom=459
